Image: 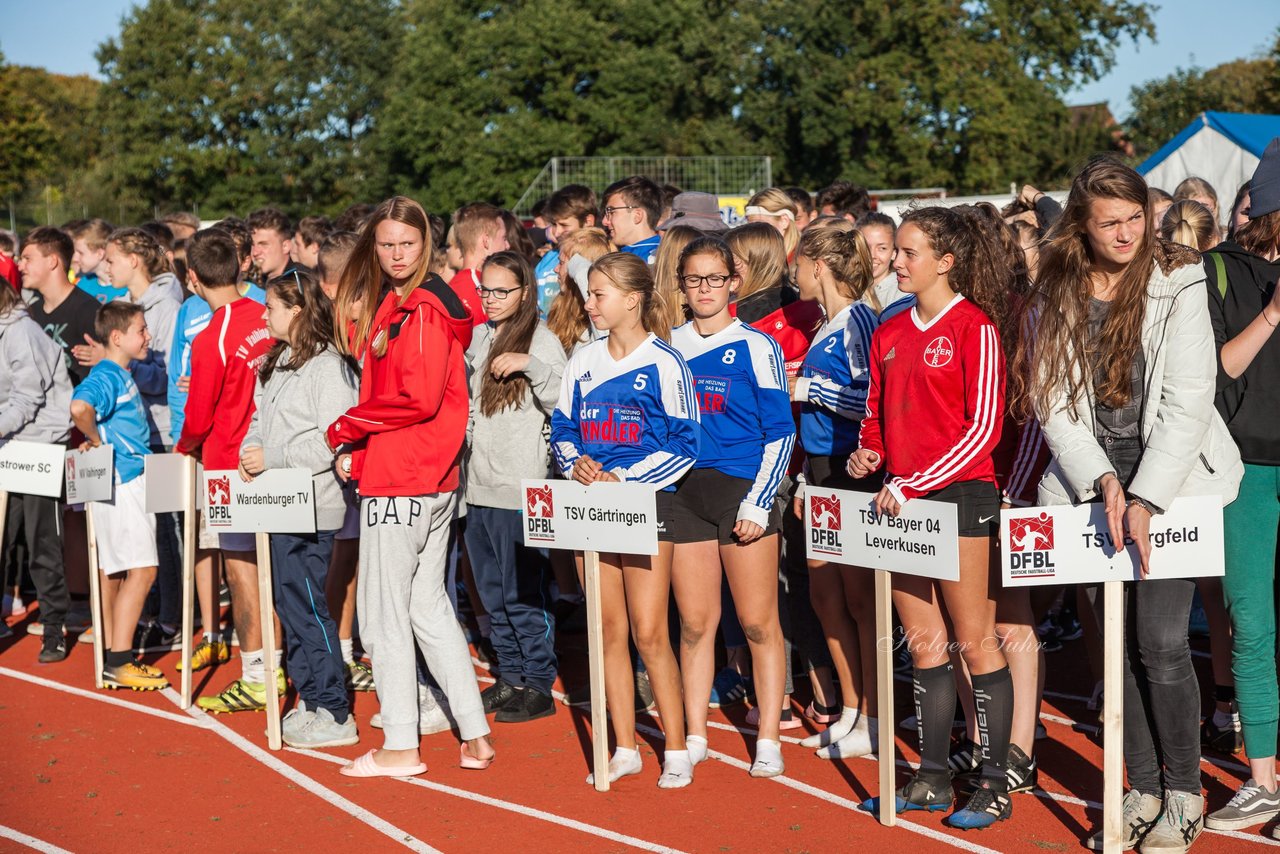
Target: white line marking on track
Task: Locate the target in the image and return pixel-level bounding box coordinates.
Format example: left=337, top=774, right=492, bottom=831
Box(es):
left=0, top=824, right=73, bottom=854
left=0, top=666, right=210, bottom=729
left=159, top=689, right=440, bottom=854
left=289, top=747, right=688, bottom=854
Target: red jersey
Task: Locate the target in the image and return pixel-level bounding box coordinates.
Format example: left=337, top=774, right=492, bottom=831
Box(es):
left=993, top=415, right=1051, bottom=506
left=326, top=276, right=474, bottom=496
left=446, top=268, right=487, bottom=326
left=859, top=295, right=1004, bottom=502
left=176, top=297, right=271, bottom=468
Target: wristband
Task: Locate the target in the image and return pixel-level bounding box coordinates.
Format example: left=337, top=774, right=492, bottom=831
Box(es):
left=1263, top=307, right=1279, bottom=328
left=1126, top=495, right=1157, bottom=514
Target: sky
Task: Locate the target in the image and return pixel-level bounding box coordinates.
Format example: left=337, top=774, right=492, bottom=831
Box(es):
left=1, top=0, right=1277, bottom=120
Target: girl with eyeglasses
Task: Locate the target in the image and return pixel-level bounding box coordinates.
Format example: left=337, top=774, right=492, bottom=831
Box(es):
left=463, top=251, right=567, bottom=725
left=668, top=237, right=796, bottom=778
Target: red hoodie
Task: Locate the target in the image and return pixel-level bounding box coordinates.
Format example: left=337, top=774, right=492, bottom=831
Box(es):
left=446, top=268, right=487, bottom=326
left=326, top=276, right=474, bottom=496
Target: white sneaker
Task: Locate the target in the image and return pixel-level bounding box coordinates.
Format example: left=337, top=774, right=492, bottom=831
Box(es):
left=284, top=707, right=358, bottom=749
left=370, top=684, right=457, bottom=734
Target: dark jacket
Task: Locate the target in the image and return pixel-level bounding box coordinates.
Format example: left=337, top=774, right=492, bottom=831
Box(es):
left=1204, top=240, right=1280, bottom=464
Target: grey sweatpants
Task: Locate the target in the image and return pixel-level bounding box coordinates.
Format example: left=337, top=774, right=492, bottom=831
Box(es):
left=359, top=492, right=489, bottom=749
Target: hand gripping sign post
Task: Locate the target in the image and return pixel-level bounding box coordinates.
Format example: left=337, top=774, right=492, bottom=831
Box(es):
left=1000, top=496, right=1225, bottom=854
left=205, top=467, right=317, bottom=749
left=804, top=486, right=959, bottom=828
left=145, top=454, right=199, bottom=707
left=66, top=445, right=115, bottom=688
left=521, top=478, right=659, bottom=792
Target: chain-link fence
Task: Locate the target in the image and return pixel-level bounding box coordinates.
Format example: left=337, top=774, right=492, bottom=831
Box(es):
left=511, top=156, right=773, bottom=216
left=5, top=186, right=156, bottom=235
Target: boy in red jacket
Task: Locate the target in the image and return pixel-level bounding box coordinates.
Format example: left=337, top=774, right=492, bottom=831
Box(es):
left=176, top=229, right=278, bottom=713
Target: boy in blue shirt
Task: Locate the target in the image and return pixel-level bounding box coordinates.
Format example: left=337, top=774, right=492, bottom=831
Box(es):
left=70, top=302, right=168, bottom=691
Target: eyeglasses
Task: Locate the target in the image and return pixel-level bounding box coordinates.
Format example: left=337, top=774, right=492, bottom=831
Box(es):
left=679, top=274, right=731, bottom=290
left=477, top=284, right=524, bottom=300
left=602, top=205, right=638, bottom=218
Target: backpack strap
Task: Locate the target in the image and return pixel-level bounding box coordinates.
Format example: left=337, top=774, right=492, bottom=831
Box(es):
left=1210, top=252, right=1228, bottom=300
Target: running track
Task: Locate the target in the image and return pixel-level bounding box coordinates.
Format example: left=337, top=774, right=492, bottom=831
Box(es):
left=0, top=618, right=1272, bottom=853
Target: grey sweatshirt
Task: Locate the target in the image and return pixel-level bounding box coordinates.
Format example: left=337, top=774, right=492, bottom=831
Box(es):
left=127, top=275, right=182, bottom=448
left=465, top=322, right=566, bottom=509
left=241, top=346, right=358, bottom=531
left=0, top=306, right=72, bottom=444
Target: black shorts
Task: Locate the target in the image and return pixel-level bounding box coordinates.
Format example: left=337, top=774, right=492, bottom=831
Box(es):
left=655, top=489, right=677, bottom=543
left=915, top=479, right=1000, bottom=538
left=668, top=468, right=781, bottom=545
left=808, top=453, right=883, bottom=492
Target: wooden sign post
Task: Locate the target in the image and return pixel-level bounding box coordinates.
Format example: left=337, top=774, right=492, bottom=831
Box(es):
left=145, top=454, right=201, bottom=708
left=66, top=445, right=115, bottom=689
left=873, top=568, right=896, bottom=827
left=582, top=550, right=609, bottom=793
left=1102, top=581, right=1123, bottom=854
left=257, top=531, right=282, bottom=750
left=85, top=503, right=105, bottom=688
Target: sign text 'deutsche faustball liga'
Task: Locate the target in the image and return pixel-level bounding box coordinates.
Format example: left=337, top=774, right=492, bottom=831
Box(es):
left=520, top=479, right=658, bottom=556
left=804, top=487, right=960, bottom=581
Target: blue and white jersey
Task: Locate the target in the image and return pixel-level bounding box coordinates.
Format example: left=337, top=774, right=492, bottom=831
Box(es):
left=671, top=319, right=795, bottom=526
left=621, top=235, right=660, bottom=264
left=72, top=360, right=151, bottom=484
left=795, top=302, right=879, bottom=456
left=551, top=333, right=700, bottom=491
left=535, top=249, right=560, bottom=317
left=76, top=273, right=127, bottom=305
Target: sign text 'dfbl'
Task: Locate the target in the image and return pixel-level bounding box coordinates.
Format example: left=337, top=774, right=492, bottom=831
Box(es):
left=804, top=487, right=960, bottom=581
left=520, top=479, right=658, bottom=556
left=65, top=444, right=114, bottom=504
left=202, top=468, right=316, bottom=534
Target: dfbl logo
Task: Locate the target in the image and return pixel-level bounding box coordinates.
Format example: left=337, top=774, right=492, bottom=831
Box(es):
left=207, top=475, right=233, bottom=524
left=525, top=485, right=555, bottom=541
left=1008, top=513, right=1055, bottom=573
left=809, top=495, right=842, bottom=554
left=65, top=456, right=76, bottom=483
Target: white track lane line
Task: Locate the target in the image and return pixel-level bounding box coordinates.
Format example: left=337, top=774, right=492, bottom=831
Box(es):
left=0, top=666, right=210, bottom=729
left=0, top=824, right=73, bottom=854
left=289, top=747, right=688, bottom=854
left=159, top=688, right=439, bottom=854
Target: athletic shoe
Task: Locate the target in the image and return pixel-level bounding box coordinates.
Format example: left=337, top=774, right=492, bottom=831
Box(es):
left=474, top=636, right=498, bottom=668
left=1200, top=705, right=1243, bottom=756
left=103, top=661, right=169, bottom=691
left=1, top=594, right=26, bottom=618
left=948, top=737, right=983, bottom=783
left=0, top=621, right=12, bottom=640
left=1005, top=744, right=1038, bottom=793
left=803, top=702, right=841, bottom=725
left=746, top=705, right=803, bottom=731
left=133, top=620, right=181, bottom=653
left=1139, top=790, right=1203, bottom=853
left=372, top=684, right=456, bottom=734
left=345, top=660, right=376, bottom=692
left=707, top=668, right=750, bottom=709
left=1055, top=614, right=1083, bottom=642
left=197, top=678, right=269, bottom=713
left=634, top=669, right=656, bottom=712
left=284, top=707, right=358, bottom=749
left=860, top=772, right=954, bottom=814
left=1205, top=778, right=1280, bottom=831
left=1085, top=790, right=1163, bottom=850
left=497, top=688, right=556, bottom=724
left=946, top=780, right=1012, bottom=830
left=38, top=626, right=67, bottom=663
left=177, top=639, right=231, bottom=672
left=281, top=704, right=315, bottom=741
left=481, top=679, right=520, bottom=714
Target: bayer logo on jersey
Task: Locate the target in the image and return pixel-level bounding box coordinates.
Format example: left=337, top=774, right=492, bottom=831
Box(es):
left=923, top=335, right=954, bottom=368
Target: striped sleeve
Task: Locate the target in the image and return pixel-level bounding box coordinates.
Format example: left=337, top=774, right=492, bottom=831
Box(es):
left=549, top=351, right=583, bottom=476
left=612, top=346, right=700, bottom=488
left=1003, top=417, right=1051, bottom=506
left=739, top=333, right=796, bottom=526
left=804, top=304, right=876, bottom=419
left=886, top=322, right=1004, bottom=502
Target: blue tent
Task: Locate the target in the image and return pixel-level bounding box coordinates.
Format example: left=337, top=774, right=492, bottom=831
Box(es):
left=1138, top=112, right=1280, bottom=218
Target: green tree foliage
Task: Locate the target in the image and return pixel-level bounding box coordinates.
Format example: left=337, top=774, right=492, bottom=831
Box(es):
left=0, top=51, right=56, bottom=201
left=96, top=0, right=401, bottom=217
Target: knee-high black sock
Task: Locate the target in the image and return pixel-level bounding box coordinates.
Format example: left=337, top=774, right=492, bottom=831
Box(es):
left=973, top=666, right=1014, bottom=791
left=913, top=662, right=956, bottom=777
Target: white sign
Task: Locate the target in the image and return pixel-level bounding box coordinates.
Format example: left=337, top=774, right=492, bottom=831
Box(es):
left=1000, top=495, right=1225, bottom=587
left=520, top=479, right=658, bottom=556
left=0, top=440, right=66, bottom=497
left=145, top=454, right=199, bottom=513
left=203, top=468, right=317, bottom=534
left=64, top=445, right=114, bottom=504
left=804, top=487, right=960, bottom=581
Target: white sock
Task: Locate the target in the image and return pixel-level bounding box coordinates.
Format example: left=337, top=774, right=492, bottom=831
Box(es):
left=272, top=648, right=283, bottom=672
left=687, top=735, right=708, bottom=766
left=801, top=706, right=858, bottom=748
left=477, top=614, right=492, bottom=638
left=658, top=749, right=693, bottom=789
left=586, top=747, right=643, bottom=785
left=816, top=715, right=877, bottom=760
left=750, top=739, right=784, bottom=778
left=203, top=630, right=216, bottom=644
left=241, top=649, right=265, bottom=685
left=340, top=637, right=354, bottom=666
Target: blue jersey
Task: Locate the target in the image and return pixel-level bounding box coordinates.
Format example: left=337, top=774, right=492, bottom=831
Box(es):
left=551, top=334, right=700, bottom=491
left=72, top=360, right=151, bottom=484
left=168, top=284, right=265, bottom=443
left=76, top=273, right=127, bottom=305
left=621, top=235, right=660, bottom=264
left=535, top=249, right=560, bottom=316
left=796, top=302, right=879, bottom=456
left=671, top=319, right=795, bottom=525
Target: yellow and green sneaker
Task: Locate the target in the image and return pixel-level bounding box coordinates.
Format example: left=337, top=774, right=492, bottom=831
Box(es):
left=177, top=639, right=232, bottom=672
left=196, top=668, right=287, bottom=713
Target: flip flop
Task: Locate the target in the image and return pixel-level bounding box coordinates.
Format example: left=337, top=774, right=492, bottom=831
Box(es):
left=459, top=742, right=494, bottom=770
left=339, top=749, right=426, bottom=778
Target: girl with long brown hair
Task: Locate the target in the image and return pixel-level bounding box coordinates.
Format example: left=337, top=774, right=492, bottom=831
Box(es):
left=546, top=227, right=614, bottom=357
left=1017, top=157, right=1242, bottom=850
left=463, top=251, right=567, bottom=724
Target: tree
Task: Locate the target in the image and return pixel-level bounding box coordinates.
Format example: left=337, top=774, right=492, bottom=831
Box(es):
left=0, top=51, right=55, bottom=201
left=95, top=0, right=401, bottom=217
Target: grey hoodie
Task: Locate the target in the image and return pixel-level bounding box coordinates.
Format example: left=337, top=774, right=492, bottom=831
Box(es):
left=126, top=274, right=182, bottom=448
left=0, top=306, right=72, bottom=444
left=465, top=321, right=566, bottom=509
left=241, top=346, right=358, bottom=531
